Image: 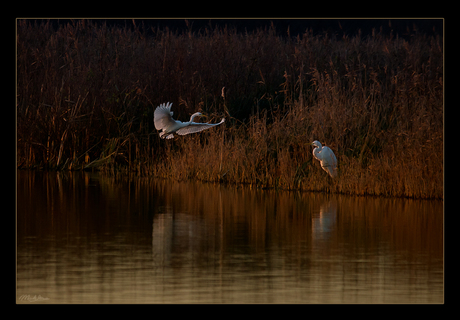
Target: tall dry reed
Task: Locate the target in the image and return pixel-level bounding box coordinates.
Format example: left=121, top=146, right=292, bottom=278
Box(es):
left=17, top=19, right=443, bottom=199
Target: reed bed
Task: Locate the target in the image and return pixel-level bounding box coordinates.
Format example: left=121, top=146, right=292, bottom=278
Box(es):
left=17, top=19, right=443, bottom=199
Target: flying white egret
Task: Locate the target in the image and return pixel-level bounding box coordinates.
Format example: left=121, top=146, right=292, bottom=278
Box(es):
left=311, top=140, right=338, bottom=178
left=154, top=102, right=225, bottom=139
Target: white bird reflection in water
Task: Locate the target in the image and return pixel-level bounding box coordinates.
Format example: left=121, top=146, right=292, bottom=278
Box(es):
left=311, top=199, right=337, bottom=242
left=151, top=209, right=173, bottom=269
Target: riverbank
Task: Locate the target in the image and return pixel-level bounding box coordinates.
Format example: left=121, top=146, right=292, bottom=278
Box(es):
left=16, top=20, right=443, bottom=199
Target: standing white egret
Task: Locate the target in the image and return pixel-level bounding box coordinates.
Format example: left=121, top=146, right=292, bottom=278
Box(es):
left=311, top=140, right=338, bottom=178
left=154, top=102, right=225, bottom=139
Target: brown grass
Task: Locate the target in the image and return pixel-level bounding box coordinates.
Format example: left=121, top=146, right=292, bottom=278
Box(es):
left=16, top=19, right=443, bottom=199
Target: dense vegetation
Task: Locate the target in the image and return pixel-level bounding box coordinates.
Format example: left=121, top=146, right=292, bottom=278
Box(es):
left=17, top=19, right=443, bottom=199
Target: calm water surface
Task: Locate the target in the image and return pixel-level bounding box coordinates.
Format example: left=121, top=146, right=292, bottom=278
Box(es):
left=17, top=171, right=443, bottom=303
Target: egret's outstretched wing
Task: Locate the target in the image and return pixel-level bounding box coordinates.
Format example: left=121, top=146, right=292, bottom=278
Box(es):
left=154, top=102, right=178, bottom=131
left=176, top=118, right=225, bottom=136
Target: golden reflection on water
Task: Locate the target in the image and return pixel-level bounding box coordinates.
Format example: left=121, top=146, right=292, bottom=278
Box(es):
left=17, top=171, right=443, bottom=303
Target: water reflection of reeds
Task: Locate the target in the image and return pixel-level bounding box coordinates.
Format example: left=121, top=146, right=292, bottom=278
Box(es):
left=18, top=171, right=442, bottom=259
left=152, top=178, right=442, bottom=255
left=17, top=171, right=443, bottom=303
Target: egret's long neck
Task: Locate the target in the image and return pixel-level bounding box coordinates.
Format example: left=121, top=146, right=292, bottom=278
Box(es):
left=313, top=145, right=322, bottom=160
left=189, top=113, right=201, bottom=123
left=313, top=147, right=320, bottom=157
